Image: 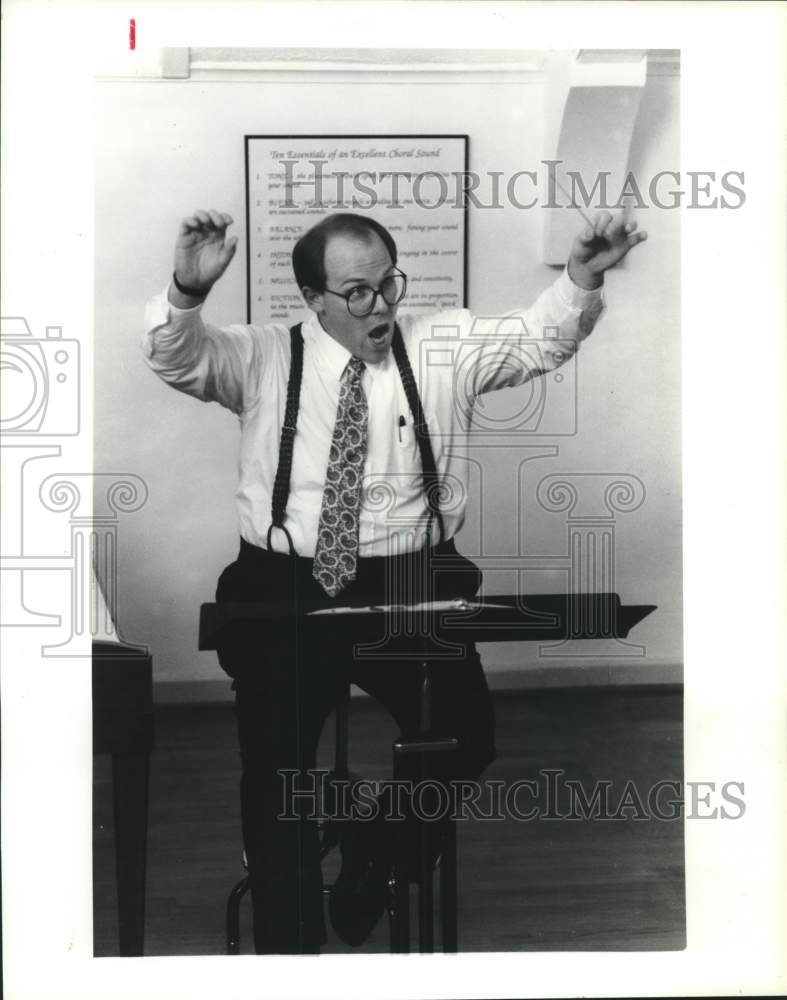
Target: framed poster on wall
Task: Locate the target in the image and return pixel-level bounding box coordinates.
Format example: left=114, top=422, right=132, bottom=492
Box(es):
left=245, top=134, right=468, bottom=326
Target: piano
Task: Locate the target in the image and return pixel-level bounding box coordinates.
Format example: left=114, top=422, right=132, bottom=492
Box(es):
left=92, top=575, right=153, bottom=957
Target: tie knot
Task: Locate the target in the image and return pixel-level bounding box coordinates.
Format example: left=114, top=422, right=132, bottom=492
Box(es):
left=345, top=356, right=365, bottom=380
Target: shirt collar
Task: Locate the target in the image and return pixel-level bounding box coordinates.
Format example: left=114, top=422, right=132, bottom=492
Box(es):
left=303, top=312, right=352, bottom=381
left=302, top=312, right=392, bottom=380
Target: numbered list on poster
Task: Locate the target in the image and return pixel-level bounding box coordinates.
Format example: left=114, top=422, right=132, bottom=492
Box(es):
left=247, top=137, right=467, bottom=326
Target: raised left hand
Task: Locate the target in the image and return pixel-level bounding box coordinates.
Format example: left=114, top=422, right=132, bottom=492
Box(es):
left=567, top=210, right=648, bottom=290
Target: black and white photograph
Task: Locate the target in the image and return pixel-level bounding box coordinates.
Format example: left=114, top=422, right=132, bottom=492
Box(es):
left=93, top=45, right=681, bottom=959
left=1, top=3, right=785, bottom=999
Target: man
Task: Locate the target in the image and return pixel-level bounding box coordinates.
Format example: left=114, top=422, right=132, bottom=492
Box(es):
left=142, top=208, right=646, bottom=954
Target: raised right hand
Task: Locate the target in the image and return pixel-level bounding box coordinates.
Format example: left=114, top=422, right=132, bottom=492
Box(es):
left=173, top=210, right=239, bottom=295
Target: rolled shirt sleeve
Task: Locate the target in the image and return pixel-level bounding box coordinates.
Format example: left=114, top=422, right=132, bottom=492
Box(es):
left=141, top=284, right=265, bottom=415
left=454, top=266, right=605, bottom=403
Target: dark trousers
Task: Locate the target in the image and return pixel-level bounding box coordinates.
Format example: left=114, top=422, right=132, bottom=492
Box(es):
left=216, top=537, right=497, bottom=954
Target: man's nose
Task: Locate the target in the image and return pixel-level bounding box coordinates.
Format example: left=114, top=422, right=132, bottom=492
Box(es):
left=371, top=290, right=391, bottom=315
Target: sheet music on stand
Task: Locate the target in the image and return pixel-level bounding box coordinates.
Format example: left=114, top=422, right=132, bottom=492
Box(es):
left=307, top=599, right=513, bottom=616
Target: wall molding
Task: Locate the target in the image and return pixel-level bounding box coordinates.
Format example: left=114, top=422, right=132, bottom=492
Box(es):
left=97, top=47, right=679, bottom=83
left=188, top=61, right=544, bottom=85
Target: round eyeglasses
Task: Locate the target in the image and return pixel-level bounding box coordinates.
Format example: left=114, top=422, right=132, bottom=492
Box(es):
left=323, top=270, right=407, bottom=318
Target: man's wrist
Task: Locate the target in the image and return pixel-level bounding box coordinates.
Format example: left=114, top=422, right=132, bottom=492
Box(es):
left=172, top=270, right=211, bottom=300
left=168, top=286, right=207, bottom=310
left=567, top=257, right=604, bottom=292
left=168, top=273, right=210, bottom=310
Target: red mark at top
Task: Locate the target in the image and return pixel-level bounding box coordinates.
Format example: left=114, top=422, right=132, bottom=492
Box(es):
left=129, top=19, right=136, bottom=50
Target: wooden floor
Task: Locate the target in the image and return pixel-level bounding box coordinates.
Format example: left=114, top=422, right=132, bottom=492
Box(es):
left=93, top=686, right=685, bottom=955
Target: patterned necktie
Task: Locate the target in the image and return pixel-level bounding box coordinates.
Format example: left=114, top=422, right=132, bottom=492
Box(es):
left=313, top=356, right=368, bottom=597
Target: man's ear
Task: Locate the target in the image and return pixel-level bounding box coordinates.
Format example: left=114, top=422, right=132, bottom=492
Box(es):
left=302, top=286, right=323, bottom=314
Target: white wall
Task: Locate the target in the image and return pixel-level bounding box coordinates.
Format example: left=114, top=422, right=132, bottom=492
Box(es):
left=94, top=57, right=681, bottom=691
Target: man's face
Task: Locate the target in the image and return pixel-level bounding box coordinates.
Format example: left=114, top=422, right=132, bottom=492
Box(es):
left=305, top=232, right=398, bottom=365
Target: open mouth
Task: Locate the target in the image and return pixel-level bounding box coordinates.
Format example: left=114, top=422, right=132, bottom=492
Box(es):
left=367, top=323, right=390, bottom=344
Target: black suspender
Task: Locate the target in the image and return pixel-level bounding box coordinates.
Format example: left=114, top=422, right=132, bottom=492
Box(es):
left=269, top=323, right=304, bottom=532
left=266, top=324, right=304, bottom=553
left=391, top=325, right=446, bottom=544
left=267, top=321, right=444, bottom=553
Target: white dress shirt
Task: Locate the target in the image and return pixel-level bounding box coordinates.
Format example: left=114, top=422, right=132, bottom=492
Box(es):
left=142, top=269, right=604, bottom=556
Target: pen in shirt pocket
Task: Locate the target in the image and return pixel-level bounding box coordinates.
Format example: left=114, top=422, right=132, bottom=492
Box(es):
left=397, top=414, right=406, bottom=442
